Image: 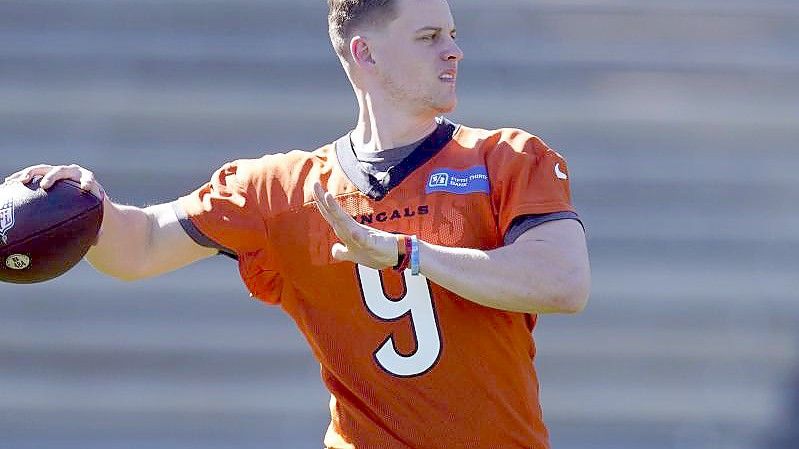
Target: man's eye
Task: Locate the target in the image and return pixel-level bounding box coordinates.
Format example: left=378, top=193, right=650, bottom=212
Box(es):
left=422, top=34, right=437, bottom=41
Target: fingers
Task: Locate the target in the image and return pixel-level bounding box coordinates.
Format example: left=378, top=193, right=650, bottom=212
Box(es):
left=4, top=164, right=53, bottom=184
left=78, top=168, right=94, bottom=190
left=313, top=181, right=342, bottom=220
left=312, top=182, right=335, bottom=222
left=313, top=182, right=347, bottom=221
left=40, top=164, right=82, bottom=189
left=313, top=182, right=371, bottom=251
left=312, top=182, right=398, bottom=269
left=313, top=182, right=358, bottom=241
left=4, top=164, right=105, bottom=197
left=312, top=183, right=354, bottom=261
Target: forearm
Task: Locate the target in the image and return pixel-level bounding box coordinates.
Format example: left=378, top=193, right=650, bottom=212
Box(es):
left=311, top=182, right=590, bottom=313
left=417, top=235, right=590, bottom=314
left=85, top=198, right=155, bottom=281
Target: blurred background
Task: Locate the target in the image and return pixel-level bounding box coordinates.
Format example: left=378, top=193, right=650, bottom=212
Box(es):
left=1, top=0, right=798, bottom=448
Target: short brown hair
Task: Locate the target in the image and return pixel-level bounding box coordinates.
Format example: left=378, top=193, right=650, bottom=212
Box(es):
left=328, top=0, right=399, bottom=58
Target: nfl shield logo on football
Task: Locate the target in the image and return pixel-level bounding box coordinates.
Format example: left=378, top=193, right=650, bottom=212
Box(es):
left=0, top=199, right=14, bottom=245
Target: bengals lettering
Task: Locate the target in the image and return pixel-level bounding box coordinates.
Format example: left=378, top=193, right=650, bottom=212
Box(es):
left=353, top=205, right=429, bottom=225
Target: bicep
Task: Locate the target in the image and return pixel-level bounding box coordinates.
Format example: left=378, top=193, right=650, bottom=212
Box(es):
left=514, top=218, right=589, bottom=266
left=513, top=219, right=591, bottom=295
left=139, top=203, right=218, bottom=278
left=512, top=219, right=591, bottom=311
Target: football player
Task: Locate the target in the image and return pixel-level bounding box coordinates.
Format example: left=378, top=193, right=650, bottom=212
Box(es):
left=5, top=0, right=590, bottom=447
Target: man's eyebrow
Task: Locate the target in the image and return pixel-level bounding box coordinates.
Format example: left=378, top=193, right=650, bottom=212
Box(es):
left=414, top=26, right=456, bottom=34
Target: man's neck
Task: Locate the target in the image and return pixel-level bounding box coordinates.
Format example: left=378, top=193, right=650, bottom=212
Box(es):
left=351, top=91, right=438, bottom=153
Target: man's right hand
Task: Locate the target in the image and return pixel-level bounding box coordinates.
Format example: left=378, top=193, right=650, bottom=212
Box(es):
left=4, top=164, right=216, bottom=281
left=5, top=164, right=106, bottom=202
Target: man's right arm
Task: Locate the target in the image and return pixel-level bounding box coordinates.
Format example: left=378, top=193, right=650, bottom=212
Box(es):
left=87, top=200, right=217, bottom=281
left=4, top=164, right=217, bottom=282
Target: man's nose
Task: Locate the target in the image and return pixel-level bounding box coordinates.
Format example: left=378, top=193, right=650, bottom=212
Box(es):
left=443, top=41, right=464, bottom=62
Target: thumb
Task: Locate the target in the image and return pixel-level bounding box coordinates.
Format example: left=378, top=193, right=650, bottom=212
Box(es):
left=331, top=242, right=353, bottom=262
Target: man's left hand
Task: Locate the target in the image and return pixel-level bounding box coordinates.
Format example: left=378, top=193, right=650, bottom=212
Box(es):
left=313, top=182, right=399, bottom=269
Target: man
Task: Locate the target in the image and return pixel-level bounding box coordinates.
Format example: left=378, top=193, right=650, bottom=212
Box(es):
left=5, top=0, right=590, bottom=447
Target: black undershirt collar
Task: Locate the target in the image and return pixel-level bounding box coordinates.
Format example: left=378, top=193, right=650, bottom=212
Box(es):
left=334, top=117, right=459, bottom=201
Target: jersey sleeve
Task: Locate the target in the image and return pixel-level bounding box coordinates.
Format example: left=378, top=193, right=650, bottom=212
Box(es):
left=176, top=159, right=268, bottom=255
left=486, top=131, right=577, bottom=239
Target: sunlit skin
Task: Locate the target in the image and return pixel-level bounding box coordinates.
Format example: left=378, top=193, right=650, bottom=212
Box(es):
left=342, top=0, right=463, bottom=152
left=367, top=0, right=461, bottom=116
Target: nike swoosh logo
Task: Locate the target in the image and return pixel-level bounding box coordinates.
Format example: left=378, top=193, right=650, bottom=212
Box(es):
left=555, top=163, right=568, bottom=180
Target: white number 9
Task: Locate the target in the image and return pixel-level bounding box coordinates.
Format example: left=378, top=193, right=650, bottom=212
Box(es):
left=357, top=265, right=442, bottom=377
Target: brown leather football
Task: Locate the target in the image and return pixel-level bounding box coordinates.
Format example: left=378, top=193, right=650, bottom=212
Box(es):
left=0, top=177, right=103, bottom=284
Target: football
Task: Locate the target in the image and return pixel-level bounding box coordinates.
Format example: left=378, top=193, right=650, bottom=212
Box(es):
left=0, top=177, right=103, bottom=284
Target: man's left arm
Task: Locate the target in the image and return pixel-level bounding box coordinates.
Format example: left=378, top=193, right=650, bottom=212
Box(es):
left=417, top=218, right=590, bottom=314
left=312, top=182, right=590, bottom=314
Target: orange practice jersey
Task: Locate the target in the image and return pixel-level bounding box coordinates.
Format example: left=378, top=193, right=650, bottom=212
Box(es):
left=178, top=120, right=577, bottom=449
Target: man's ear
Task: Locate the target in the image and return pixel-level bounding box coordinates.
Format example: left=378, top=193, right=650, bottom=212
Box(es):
left=350, top=36, right=375, bottom=68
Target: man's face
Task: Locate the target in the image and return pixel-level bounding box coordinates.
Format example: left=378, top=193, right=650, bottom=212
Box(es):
left=366, top=0, right=463, bottom=115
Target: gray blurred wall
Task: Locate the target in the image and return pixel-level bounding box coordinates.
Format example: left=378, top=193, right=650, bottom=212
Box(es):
left=1, top=1, right=798, bottom=448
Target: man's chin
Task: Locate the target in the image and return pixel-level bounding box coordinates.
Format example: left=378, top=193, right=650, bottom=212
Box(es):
left=435, top=98, right=457, bottom=114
